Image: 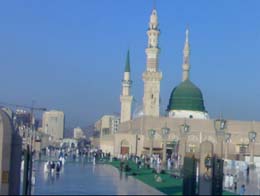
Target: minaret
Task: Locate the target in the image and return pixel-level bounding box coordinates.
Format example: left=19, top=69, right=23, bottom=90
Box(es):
left=182, top=28, right=190, bottom=81
left=120, top=50, right=133, bottom=123
left=142, top=8, right=162, bottom=117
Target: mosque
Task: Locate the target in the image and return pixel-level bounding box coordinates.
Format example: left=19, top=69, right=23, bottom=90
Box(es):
left=98, top=8, right=260, bottom=165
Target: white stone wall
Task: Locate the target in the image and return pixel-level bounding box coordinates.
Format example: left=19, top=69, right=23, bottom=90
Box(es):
left=115, top=116, right=260, bottom=157
left=168, top=110, right=209, bottom=119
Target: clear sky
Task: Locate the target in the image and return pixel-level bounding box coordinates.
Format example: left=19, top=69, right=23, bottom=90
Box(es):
left=0, top=0, right=260, bottom=128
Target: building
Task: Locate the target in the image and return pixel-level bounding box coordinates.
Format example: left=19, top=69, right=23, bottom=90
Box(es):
left=98, top=7, right=260, bottom=166
left=73, top=127, right=85, bottom=139
left=94, top=115, right=120, bottom=152
left=95, top=115, right=120, bottom=137
left=42, top=110, right=64, bottom=141
left=15, top=109, right=31, bottom=127
left=0, top=109, right=21, bottom=195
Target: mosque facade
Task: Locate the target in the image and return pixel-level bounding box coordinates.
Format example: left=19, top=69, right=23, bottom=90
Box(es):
left=98, top=8, right=260, bottom=165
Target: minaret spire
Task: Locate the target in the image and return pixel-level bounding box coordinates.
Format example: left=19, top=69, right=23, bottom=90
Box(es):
left=125, top=49, right=130, bottom=72
left=120, top=50, right=133, bottom=122
left=182, top=27, right=191, bottom=81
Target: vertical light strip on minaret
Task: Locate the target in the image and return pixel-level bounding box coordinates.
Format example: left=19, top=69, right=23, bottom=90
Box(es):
left=120, top=50, right=133, bottom=122
left=142, top=8, right=162, bottom=117
left=182, top=27, right=191, bottom=81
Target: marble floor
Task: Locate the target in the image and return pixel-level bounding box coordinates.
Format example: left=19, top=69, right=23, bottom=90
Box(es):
left=32, top=161, right=164, bottom=195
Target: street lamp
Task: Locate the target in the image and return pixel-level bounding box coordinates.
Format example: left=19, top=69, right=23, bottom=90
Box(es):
left=148, top=129, right=156, bottom=157
left=248, top=130, right=257, bottom=165
left=179, top=121, right=190, bottom=166
left=214, top=118, right=227, bottom=158
left=224, top=132, right=231, bottom=159
left=161, top=126, right=170, bottom=164
left=180, top=122, right=190, bottom=135
left=133, top=129, right=140, bottom=156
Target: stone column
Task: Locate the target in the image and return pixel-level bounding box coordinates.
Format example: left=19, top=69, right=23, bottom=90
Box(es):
left=248, top=131, right=256, bottom=165
left=149, top=138, right=153, bottom=157
left=216, top=135, right=224, bottom=158
left=250, top=142, right=255, bottom=164
left=199, top=141, right=214, bottom=195
left=135, top=134, right=138, bottom=156
left=225, top=142, right=228, bottom=160
left=161, top=126, right=169, bottom=167
left=162, top=139, right=167, bottom=164
left=179, top=122, right=190, bottom=167
left=224, top=133, right=231, bottom=160
left=148, top=129, right=156, bottom=157
left=178, top=135, right=187, bottom=166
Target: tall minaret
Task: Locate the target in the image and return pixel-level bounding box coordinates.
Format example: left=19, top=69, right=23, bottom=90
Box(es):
left=120, top=50, right=133, bottom=123
left=182, top=28, right=190, bottom=81
left=142, top=8, right=162, bottom=117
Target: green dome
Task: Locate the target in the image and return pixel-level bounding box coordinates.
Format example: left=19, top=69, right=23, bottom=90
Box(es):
left=167, top=80, right=206, bottom=112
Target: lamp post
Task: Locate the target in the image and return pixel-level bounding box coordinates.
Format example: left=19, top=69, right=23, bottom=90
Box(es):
left=148, top=129, right=156, bottom=157
left=248, top=130, right=257, bottom=165
left=133, top=129, right=140, bottom=156
left=224, top=132, right=231, bottom=160
left=161, top=126, right=170, bottom=165
left=214, top=118, right=227, bottom=158
left=180, top=121, right=190, bottom=166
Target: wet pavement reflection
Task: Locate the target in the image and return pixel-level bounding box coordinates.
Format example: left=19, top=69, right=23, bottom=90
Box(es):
left=33, top=161, right=164, bottom=195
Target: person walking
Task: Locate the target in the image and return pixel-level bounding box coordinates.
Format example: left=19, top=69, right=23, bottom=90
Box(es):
left=120, top=160, right=124, bottom=172
left=239, top=184, right=246, bottom=195
left=230, top=174, right=234, bottom=190
left=93, top=155, right=96, bottom=165
left=167, top=158, right=171, bottom=170
left=150, top=155, right=154, bottom=169
left=224, top=173, right=229, bottom=189
left=246, top=165, right=249, bottom=178
left=234, top=174, right=239, bottom=193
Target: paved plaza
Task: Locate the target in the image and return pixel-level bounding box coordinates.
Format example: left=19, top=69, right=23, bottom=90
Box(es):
left=32, top=161, right=164, bottom=195
left=28, top=157, right=260, bottom=195
left=224, top=160, right=260, bottom=195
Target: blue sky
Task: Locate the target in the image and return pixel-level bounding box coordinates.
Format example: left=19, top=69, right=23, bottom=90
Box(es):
left=0, top=0, right=259, bottom=128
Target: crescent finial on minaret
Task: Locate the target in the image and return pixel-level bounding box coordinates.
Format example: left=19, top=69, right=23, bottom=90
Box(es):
left=185, top=26, right=189, bottom=43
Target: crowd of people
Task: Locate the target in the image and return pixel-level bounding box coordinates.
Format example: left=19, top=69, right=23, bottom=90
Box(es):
left=114, top=153, right=180, bottom=175
left=223, top=163, right=251, bottom=195
left=43, top=146, right=259, bottom=195
left=44, top=160, right=63, bottom=174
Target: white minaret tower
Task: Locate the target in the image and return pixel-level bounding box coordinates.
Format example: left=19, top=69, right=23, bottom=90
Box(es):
left=120, top=50, right=133, bottom=123
left=182, top=28, right=190, bottom=81
left=142, top=8, right=162, bottom=117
